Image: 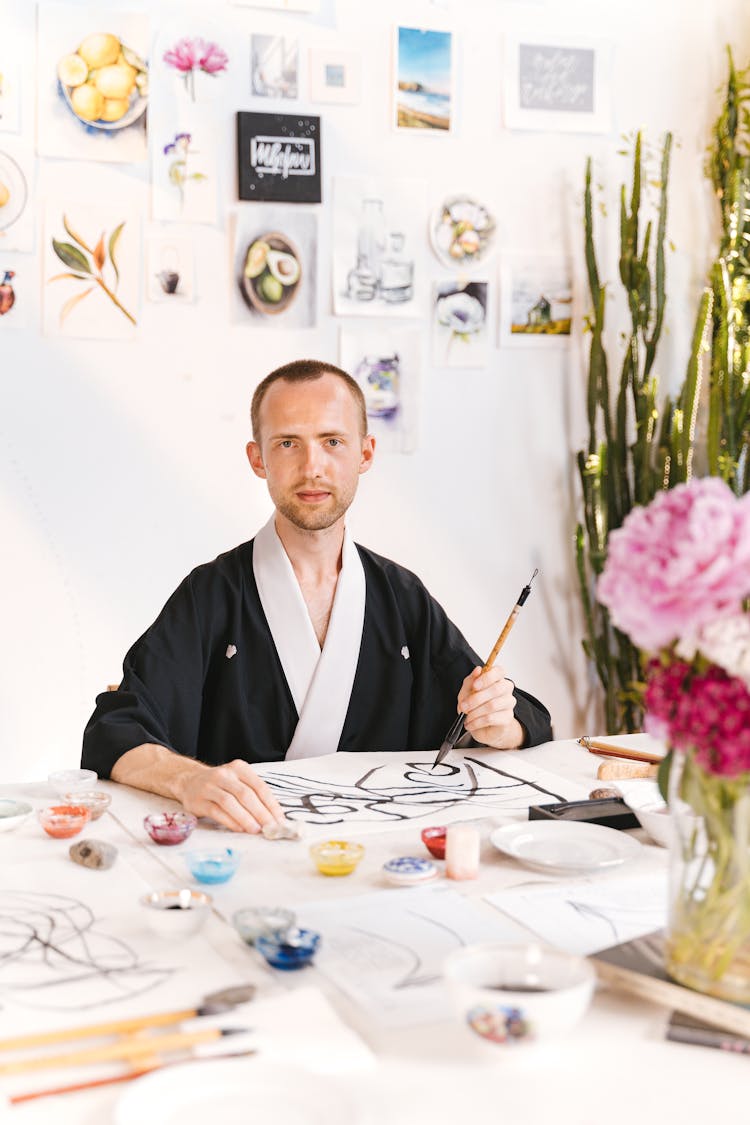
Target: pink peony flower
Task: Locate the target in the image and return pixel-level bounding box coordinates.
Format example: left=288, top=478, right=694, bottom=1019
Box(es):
left=163, top=38, right=200, bottom=73
left=597, top=478, right=750, bottom=652
left=198, top=41, right=228, bottom=76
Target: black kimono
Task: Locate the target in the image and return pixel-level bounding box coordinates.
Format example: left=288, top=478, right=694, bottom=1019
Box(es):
left=81, top=539, right=553, bottom=777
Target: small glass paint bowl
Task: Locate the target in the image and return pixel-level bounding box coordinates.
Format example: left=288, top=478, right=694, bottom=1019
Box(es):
left=421, top=826, right=447, bottom=860
left=382, top=856, right=438, bottom=886
left=255, top=927, right=320, bottom=970
left=140, top=888, right=212, bottom=938
left=185, top=848, right=240, bottom=885
left=233, top=906, right=296, bottom=947
left=0, top=799, right=33, bottom=833
left=48, top=768, right=97, bottom=797
left=62, top=790, right=111, bottom=821
left=310, top=839, right=365, bottom=876
left=38, top=804, right=91, bottom=839
left=144, top=811, right=197, bottom=845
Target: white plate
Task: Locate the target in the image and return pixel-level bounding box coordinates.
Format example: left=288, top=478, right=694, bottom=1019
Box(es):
left=0, top=798, right=32, bottom=832
left=489, top=821, right=642, bottom=875
left=115, top=1058, right=362, bottom=1125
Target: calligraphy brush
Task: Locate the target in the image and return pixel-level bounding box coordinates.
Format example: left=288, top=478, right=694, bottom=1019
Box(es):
left=432, top=569, right=539, bottom=771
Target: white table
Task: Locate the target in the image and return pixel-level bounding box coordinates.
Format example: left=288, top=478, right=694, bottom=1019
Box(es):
left=0, top=739, right=743, bottom=1123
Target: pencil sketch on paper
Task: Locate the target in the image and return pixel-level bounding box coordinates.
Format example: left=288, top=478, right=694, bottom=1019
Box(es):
left=262, top=755, right=568, bottom=827
left=0, top=891, right=175, bottom=1011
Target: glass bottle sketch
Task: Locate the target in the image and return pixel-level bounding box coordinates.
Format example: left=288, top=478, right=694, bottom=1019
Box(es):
left=346, top=198, right=386, bottom=302
left=380, top=232, right=414, bottom=304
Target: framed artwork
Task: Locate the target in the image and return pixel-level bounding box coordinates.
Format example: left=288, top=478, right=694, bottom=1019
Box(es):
left=232, top=206, right=317, bottom=329
left=236, top=111, right=321, bottom=203
left=498, top=254, right=573, bottom=347
left=43, top=203, right=140, bottom=339
left=151, top=125, right=218, bottom=225
left=503, top=34, right=612, bottom=133
left=36, top=4, right=149, bottom=163
left=309, top=47, right=361, bottom=105
left=0, top=59, right=21, bottom=133
left=251, top=35, right=299, bottom=99
left=395, top=26, right=453, bottom=133
left=332, top=176, right=426, bottom=319
left=145, top=233, right=194, bottom=303
left=432, top=280, right=490, bottom=368
left=339, top=324, right=421, bottom=453
left=159, top=30, right=230, bottom=105
left=0, top=145, right=33, bottom=252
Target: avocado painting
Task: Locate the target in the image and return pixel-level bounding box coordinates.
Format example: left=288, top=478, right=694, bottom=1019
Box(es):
left=232, top=207, right=316, bottom=328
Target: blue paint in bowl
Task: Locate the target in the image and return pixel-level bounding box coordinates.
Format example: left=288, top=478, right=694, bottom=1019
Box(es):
left=255, top=927, right=320, bottom=970
left=185, top=848, right=240, bottom=885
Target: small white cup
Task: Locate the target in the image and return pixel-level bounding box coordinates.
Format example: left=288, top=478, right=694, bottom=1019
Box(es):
left=443, top=943, right=595, bottom=1050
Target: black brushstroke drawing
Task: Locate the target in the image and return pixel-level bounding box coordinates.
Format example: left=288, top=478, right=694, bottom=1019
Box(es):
left=263, top=756, right=567, bottom=826
left=0, top=891, right=175, bottom=1011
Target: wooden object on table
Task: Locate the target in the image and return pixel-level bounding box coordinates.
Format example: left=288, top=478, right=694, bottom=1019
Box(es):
left=596, top=760, right=659, bottom=780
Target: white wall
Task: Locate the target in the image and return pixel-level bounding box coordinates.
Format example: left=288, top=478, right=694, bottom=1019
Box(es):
left=1, top=0, right=747, bottom=781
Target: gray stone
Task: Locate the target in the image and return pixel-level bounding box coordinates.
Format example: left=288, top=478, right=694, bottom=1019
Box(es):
left=69, top=839, right=117, bottom=870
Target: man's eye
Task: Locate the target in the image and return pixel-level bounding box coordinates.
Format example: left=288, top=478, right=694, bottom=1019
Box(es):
left=328, top=438, right=340, bottom=447
left=280, top=440, right=293, bottom=448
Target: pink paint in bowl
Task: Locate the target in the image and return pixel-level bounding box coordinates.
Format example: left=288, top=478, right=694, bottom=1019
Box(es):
left=421, top=826, right=447, bottom=860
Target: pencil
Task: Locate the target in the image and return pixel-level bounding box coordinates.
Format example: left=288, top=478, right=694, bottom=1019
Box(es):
left=578, top=736, right=663, bottom=765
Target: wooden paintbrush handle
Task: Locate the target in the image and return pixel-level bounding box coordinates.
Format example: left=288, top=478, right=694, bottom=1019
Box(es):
left=0, top=1028, right=223, bottom=1076
left=0, top=1008, right=197, bottom=1053
left=483, top=606, right=520, bottom=671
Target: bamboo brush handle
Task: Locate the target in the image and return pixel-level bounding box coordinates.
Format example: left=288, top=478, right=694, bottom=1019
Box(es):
left=0, top=1008, right=198, bottom=1053
left=483, top=605, right=520, bottom=671
left=0, top=1028, right=222, bottom=1076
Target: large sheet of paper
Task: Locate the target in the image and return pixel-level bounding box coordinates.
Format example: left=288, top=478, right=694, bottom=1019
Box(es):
left=298, top=885, right=524, bottom=1027
left=484, top=869, right=669, bottom=955
left=257, top=751, right=586, bottom=839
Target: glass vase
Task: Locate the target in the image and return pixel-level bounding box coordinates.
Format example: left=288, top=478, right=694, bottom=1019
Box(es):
left=666, top=748, right=750, bottom=1003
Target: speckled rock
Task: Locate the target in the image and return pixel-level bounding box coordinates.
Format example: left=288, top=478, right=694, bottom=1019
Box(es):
left=69, top=838, right=117, bottom=870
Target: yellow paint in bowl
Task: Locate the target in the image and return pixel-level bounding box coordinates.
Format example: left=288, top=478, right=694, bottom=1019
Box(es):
left=310, top=839, right=365, bottom=876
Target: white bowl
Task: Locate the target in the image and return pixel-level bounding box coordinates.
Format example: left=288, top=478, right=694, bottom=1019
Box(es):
left=0, top=799, right=33, bottom=832
left=48, top=768, right=97, bottom=796
left=140, top=889, right=212, bottom=938
left=632, top=802, right=674, bottom=848
left=443, top=943, right=595, bottom=1048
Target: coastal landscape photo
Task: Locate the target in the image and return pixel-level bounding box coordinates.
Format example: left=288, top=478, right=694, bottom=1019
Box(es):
left=395, top=26, right=452, bottom=132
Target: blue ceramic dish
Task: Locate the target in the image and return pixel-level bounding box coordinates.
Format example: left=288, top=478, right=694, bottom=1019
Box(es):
left=185, top=847, right=240, bottom=884
left=255, top=927, right=320, bottom=970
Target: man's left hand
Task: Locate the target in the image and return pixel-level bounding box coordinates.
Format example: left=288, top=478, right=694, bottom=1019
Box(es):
left=457, top=665, right=525, bottom=750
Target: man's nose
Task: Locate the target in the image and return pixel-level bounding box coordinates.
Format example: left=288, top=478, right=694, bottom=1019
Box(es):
left=301, top=441, right=324, bottom=477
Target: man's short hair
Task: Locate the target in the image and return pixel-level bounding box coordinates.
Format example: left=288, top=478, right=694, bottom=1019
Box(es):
left=251, top=359, right=368, bottom=441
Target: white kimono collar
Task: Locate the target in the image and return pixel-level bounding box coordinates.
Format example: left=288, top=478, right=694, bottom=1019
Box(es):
left=252, top=515, right=366, bottom=760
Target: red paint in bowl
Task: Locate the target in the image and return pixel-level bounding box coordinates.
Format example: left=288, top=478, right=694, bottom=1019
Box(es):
left=421, top=826, right=447, bottom=860
left=39, top=804, right=91, bottom=839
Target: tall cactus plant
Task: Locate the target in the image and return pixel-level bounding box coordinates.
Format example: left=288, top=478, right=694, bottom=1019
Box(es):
left=705, top=48, right=750, bottom=496
left=576, top=132, right=713, bottom=733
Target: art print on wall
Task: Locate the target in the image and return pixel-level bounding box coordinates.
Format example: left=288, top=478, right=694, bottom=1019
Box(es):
left=146, top=234, right=195, bottom=303
left=43, top=204, right=139, bottom=339
left=251, top=35, right=299, bottom=99
left=309, top=47, right=361, bottom=105
left=499, top=254, right=572, bottom=347
left=429, top=195, right=496, bottom=270
left=339, top=324, right=421, bottom=453
left=432, top=280, right=490, bottom=368
left=151, top=126, right=218, bottom=225
left=237, top=112, right=321, bottom=203
left=37, top=4, right=149, bottom=163
left=0, top=145, right=33, bottom=252
left=232, top=206, right=316, bottom=328
left=161, top=33, right=229, bottom=104
left=503, top=33, right=612, bottom=133
left=333, top=176, right=426, bottom=318
left=395, top=26, right=453, bottom=132
left=0, top=265, right=18, bottom=321
left=0, top=59, right=21, bottom=133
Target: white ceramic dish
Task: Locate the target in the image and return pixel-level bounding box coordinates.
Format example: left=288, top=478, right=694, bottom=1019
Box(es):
left=443, top=942, right=595, bottom=1048
left=632, top=803, right=674, bottom=848
left=489, top=820, right=642, bottom=875
left=140, top=888, right=212, bottom=938
left=0, top=799, right=33, bottom=832
left=115, top=1058, right=361, bottom=1125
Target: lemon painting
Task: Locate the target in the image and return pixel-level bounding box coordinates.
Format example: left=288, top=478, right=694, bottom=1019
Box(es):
left=37, top=7, right=149, bottom=163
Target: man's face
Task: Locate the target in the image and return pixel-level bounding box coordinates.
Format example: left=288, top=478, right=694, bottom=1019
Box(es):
left=246, top=373, right=374, bottom=532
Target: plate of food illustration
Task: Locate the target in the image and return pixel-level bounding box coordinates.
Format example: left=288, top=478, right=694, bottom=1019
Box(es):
left=240, top=231, right=302, bottom=316
left=58, top=32, right=148, bottom=131
left=0, top=152, right=28, bottom=232
left=429, top=195, right=496, bottom=269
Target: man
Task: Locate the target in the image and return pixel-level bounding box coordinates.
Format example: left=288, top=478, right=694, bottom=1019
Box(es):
left=82, top=359, right=552, bottom=833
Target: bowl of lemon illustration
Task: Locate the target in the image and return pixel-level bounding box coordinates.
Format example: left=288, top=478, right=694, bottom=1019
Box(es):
left=58, top=32, right=148, bottom=131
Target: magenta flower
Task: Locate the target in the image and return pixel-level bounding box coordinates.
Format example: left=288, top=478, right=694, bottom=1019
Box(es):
left=597, top=478, right=750, bottom=652
left=163, top=37, right=228, bottom=100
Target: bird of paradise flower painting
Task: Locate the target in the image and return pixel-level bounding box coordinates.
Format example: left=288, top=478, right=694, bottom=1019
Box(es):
left=44, top=207, right=138, bottom=339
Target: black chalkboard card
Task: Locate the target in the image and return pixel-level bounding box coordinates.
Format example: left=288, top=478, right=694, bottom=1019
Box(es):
left=237, top=111, right=322, bottom=203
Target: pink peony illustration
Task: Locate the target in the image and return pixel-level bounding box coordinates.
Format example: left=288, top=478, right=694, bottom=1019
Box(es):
left=597, top=477, right=750, bottom=652
left=198, top=41, right=229, bottom=75
left=163, top=38, right=200, bottom=73
left=163, top=37, right=228, bottom=100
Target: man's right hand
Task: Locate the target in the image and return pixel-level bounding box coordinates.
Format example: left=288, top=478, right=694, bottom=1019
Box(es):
left=110, top=744, right=286, bottom=834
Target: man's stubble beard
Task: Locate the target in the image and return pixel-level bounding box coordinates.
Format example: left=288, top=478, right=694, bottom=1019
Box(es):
left=272, top=482, right=357, bottom=532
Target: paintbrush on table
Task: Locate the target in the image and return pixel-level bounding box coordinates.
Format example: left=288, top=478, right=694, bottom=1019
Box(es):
left=432, top=569, right=538, bottom=771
